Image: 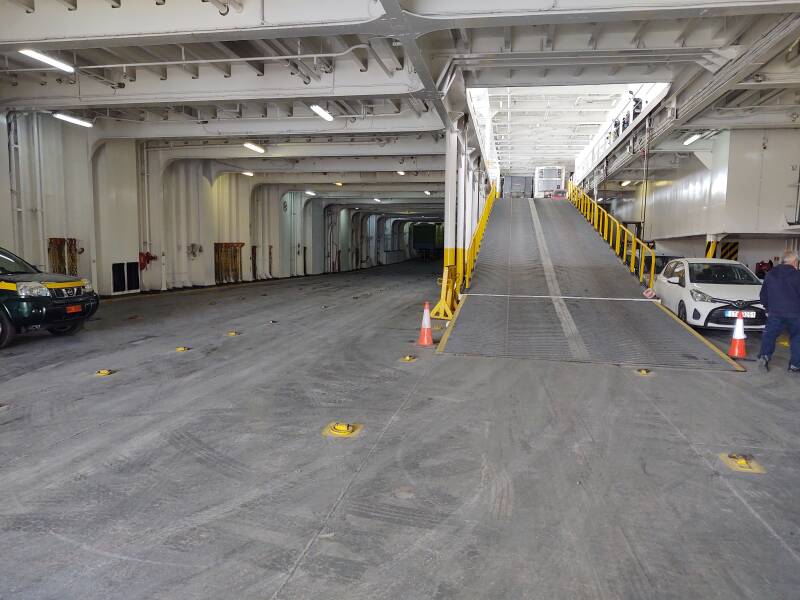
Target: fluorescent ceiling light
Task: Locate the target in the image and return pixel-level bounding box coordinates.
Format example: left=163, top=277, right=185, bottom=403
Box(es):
left=424, top=190, right=431, bottom=196
left=683, top=133, right=702, bottom=146
left=241, top=171, right=254, bottom=177
left=305, top=190, right=316, bottom=196
left=620, top=180, right=631, bottom=187
left=53, top=113, right=93, bottom=128
left=19, top=49, right=74, bottom=73
left=374, top=198, right=381, bottom=203
left=309, top=104, right=334, bottom=122
left=243, top=142, right=265, bottom=154
left=396, top=170, right=406, bottom=175
left=334, top=182, right=343, bottom=187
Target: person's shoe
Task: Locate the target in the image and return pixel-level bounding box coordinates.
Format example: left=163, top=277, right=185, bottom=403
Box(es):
left=757, top=356, right=770, bottom=372
left=789, top=365, right=800, bottom=374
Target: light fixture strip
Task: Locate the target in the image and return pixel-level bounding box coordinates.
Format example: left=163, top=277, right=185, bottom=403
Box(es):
left=243, top=142, right=265, bottom=154
left=683, top=133, right=702, bottom=146
left=19, top=49, right=74, bottom=73
left=309, top=104, right=334, bottom=122
left=53, top=113, right=93, bottom=128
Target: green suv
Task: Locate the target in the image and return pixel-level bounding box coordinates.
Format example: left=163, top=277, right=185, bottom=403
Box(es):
left=0, top=246, right=99, bottom=348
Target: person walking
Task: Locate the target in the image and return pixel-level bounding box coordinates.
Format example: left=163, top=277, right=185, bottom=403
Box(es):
left=757, top=250, right=800, bottom=372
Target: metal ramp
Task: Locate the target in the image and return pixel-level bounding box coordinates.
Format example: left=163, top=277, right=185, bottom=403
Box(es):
left=440, top=197, right=739, bottom=371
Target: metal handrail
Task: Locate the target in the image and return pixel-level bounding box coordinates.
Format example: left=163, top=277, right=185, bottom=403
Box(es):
left=465, top=185, right=498, bottom=289
left=567, top=181, right=656, bottom=289
left=432, top=184, right=497, bottom=320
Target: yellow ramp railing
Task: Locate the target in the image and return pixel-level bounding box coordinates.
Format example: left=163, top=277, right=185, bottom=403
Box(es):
left=432, top=185, right=497, bottom=320
left=567, top=181, right=656, bottom=289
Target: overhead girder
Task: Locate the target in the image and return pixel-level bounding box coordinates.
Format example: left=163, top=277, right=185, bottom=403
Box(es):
left=2, top=1, right=797, bottom=51
left=149, top=152, right=445, bottom=173
left=589, top=13, right=800, bottom=187
left=0, top=60, right=424, bottom=110
left=78, top=111, right=443, bottom=141
left=215, top=171, right=445, bottom=184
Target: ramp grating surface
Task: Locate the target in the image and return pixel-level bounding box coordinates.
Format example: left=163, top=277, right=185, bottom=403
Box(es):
left=442, top=197, right=735, bottom=370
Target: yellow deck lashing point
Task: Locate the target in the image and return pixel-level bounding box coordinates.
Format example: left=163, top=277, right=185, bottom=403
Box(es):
left=322, top=422, right=363, bottom=438
left=719, top=453, right=765, bottom=474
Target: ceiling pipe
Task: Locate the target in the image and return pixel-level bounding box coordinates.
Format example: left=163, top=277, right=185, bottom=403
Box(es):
left=0, top=43, right=374, bottom=74
left=204, top=0, right=243, bottom=15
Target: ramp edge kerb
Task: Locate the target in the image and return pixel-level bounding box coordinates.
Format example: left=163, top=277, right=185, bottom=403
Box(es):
left=436, top=295, right=467, bottom=353
left=654, top=302, right=746, bottom=372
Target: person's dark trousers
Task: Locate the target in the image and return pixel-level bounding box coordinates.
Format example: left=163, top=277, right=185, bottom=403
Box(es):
left=759, top=315, right=800, bottom=368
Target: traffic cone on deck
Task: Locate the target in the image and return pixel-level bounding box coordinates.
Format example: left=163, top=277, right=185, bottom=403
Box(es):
left=417, top=302, right=434, bottom=347
left=728, top=311, right=747, bottom=359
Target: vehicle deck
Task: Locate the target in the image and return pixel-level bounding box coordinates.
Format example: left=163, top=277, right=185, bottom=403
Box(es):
left=0, top=260, right=799, bottom=598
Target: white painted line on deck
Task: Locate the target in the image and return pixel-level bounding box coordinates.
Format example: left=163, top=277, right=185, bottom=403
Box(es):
left=465, top=293, right=657, bottom=302
left=527, top=198, right=590, bottom=361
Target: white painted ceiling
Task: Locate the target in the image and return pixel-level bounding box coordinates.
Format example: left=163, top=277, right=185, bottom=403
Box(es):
left=474, top=84, right=633, bottom=175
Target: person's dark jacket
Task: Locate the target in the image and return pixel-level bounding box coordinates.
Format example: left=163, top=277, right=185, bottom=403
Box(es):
left=760, top=264, right=800, bottom=318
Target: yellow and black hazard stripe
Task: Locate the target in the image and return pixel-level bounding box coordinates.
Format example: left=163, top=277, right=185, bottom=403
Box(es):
left=720, top=241, right=739, bottom=261
left=705, top=240, right=717, bottom=258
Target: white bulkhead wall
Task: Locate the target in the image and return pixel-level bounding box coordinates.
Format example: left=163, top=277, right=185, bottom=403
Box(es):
left=92, top=140, right=139, bottom=295
left=1, top=114, right=95, bottom=279
left=622, top=129, right=800, bottom=240
left=726, top=130, right=800, bottom=233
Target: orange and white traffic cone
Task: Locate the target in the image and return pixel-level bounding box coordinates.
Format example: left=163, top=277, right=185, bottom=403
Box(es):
left=728, top=310, right=747, bottom=359
left=417, top=301, right=434, bottom=347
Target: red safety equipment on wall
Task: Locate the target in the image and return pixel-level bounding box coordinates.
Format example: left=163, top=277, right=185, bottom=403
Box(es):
left=139, top=251, right=157, bottom=270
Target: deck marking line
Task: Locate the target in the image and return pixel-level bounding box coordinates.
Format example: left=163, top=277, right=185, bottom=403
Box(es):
left=436, top=295, right=466, bottom=353
left=654, top=302, right=744, bottom=371
left=465, top=293, right=655, bottom=302
left=528, top=199, right=590, bottom=361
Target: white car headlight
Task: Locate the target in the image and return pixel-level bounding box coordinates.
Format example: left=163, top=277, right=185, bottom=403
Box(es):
left=81, top=278, right=93, bottom=292
left=17, top=281, right=50, bottom=298
left=690, top=289, right=714, bottom=303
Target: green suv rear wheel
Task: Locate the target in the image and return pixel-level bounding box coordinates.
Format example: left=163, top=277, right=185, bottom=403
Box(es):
left=0, top=310, right=15, bottom=349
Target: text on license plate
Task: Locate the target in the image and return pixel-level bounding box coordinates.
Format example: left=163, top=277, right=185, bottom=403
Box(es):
left=725, top=310, right=755, bottom=318
left=66, top=305, right=82, bottom=314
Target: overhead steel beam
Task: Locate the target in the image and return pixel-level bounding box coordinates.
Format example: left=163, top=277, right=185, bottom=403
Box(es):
left=378, top=0, right=450, bottom=126
left=589, top=13, right=800, bottom=186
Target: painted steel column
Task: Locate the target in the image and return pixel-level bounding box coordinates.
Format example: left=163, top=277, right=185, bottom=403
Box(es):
left=465, top=167, right=475, bottom=245
left=0, top=112, right=14, bottom=250
left=443, top=124, right=458, bottom=269
left=456, top=135, right=467, bottom=283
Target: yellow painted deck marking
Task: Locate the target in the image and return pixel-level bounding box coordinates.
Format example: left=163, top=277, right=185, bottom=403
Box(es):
left=654, top=302, right=745, bottom=372
left=436, top=295, right=466, bottom=353
left=720, top=453, right=765, bottom=474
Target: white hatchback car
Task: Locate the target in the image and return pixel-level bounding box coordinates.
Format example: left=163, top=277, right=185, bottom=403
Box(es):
left=654, top=258, right=766, bottom=330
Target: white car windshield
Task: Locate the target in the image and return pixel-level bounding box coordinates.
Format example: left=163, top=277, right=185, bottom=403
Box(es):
left=689, top=263, right=760, bottom=285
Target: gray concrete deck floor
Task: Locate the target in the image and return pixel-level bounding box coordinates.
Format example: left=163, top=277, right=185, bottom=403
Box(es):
left=1, top=261, right=799, bottom=599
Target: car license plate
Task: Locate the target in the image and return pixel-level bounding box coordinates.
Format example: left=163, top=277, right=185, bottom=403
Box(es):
left=725, top=310, right=755, bottom=318
left=66, top=305, right=82, bottom=314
